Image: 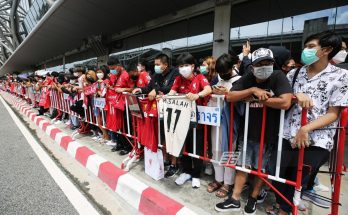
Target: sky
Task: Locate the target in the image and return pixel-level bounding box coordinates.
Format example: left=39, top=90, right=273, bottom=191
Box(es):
left=48, top=5, right=348, bottom=72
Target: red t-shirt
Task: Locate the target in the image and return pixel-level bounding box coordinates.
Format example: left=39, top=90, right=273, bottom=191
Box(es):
left=171, top=73, right=210, bottom=105
left=128, top=71, right=151, bottom=88
left=138, top=99, right=158, bottom=152
left=114, top=70, right=129, bottom=88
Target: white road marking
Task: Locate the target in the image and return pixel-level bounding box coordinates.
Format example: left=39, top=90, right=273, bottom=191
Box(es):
left=0, top=96, right=100, bottom=215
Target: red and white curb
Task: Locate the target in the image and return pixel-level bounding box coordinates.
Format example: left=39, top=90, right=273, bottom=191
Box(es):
left=0, top=92, right=196, bottom=215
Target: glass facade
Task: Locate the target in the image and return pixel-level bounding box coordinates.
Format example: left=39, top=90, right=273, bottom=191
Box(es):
left=22, top=0, right=51, bottom=38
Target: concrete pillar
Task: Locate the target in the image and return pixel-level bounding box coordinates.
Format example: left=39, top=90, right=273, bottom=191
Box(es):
left=302, top=17, right=328, bottom=47
left=97, top=55, right=109, bottom=67
left=62, top=55, right=66, bottom=72
left=212, top=1, right=231, bottom=58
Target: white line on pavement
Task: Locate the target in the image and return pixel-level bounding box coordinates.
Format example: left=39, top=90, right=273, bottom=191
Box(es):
left=0, top=96, right=100, bottom=215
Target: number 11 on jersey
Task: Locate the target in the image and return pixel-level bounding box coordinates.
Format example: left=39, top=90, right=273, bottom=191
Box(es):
left=166, top=108, right=181, bottom=133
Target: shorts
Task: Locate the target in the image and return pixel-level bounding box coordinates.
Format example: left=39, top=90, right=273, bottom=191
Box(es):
left=237, top=140, right=271, bottom=172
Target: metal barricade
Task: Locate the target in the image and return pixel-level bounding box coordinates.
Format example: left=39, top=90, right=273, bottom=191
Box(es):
left=158, top=95, right=347, bottom=215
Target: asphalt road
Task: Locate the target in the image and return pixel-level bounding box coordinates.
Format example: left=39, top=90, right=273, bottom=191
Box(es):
left=0, top=100, right=79, bottom=215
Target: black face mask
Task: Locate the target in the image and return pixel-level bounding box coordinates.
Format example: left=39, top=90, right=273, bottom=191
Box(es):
left=131, top=75, right=138, bottom=81
left=87, top=77, right=95, bottom=83
left=219, top=72, right=233, bottom=81
left=58, top=78, right=64, bottom=84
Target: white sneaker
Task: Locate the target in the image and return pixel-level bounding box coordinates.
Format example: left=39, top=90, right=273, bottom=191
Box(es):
left=54, top=120, right=62, bottom=125
left=98, top=138, right=106, bottom=144
left=92, top=136, right=100, bottom=141
left=175, top=173, right=191, bottom=186
left=192, top=178, right=200, bottom=188
left=313, top=183, right=330, bottom=192
left=105, top=140, right=116, bottom=146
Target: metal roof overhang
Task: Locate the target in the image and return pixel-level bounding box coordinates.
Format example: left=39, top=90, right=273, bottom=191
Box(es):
left=1, top=0, right=347, bottom=74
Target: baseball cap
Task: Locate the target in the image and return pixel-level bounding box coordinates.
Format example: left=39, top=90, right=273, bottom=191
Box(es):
left=251, top=48, right=274, bottom=65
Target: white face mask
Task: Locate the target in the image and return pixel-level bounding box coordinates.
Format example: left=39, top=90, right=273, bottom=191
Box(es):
left=97, top=73, right=104, bottom=79
left=137, top=66, right=142, bottom=72
left=332, top=50, right=347, bottom=64
left=252, top=65, right=273, bottom=80
left=179, top=66, right=193, bottom=79
left=73, top=72, right=79, bottom=77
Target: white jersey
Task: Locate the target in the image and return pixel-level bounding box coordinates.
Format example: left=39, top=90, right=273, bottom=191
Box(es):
left=163, top=97, right=196, bottom=157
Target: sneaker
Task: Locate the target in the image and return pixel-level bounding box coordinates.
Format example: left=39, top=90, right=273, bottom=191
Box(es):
left=244, top=196, right=257, bottom=215
left=175, top=173, right=191, bottom=186
left=119, top=146, right=132, bottom=156
left=301, top=190, right=330, bottom=208
left=111, top=144, right=123, bottom=152
left=98, top=139, right=107, bottom=144
left=105, top=140, right=116, bottom=146
left=65, top=121, right=71, bottom=125
left=54, top=120, right=62, bottom=125
left=204, top=163, right=213, bottom=176
left=92, top=136, right=100, bottom=141
left=257, top=188, right=268, bottom=203
left=215, top=197, right=241, bottom=212
left=192, top=178, right=200, bottom=188
left=165, top=165, right=179, bottom=178
left=313, top=183, right=330, bottom=192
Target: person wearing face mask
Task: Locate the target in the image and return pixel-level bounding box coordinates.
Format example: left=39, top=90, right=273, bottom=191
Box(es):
left=137, top=58, right=149, bottom=75
left=122, top=62, right=151, bottom=92
left=132, top=54, right=179, bottom=177
left=167, top=52, right=212, bottom=188
left=199, top=56, right=217, bottom=85
left=132, top=54, right=178, bottom=100
left=265, top=31, right=348, bottom=215
left=281, top=58, right=297, bottom=74
left=64, top=75, right=80, bottom=130
left=215, top=48, right=293, bottom=214
left=106, top=56, right=133, bottom=155
left=207, top=53, right=241, bottom=198
left=93, top=66, right=111, bottom=144
left=331, top=36, right=347, bottom=65
left=50, top=73, right=68, bottom=124
left=198, top=56, right=217, bottom=177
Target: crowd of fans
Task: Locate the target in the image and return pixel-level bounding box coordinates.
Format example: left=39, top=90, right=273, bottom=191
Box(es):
left=1, top=30, right=347, bottom=215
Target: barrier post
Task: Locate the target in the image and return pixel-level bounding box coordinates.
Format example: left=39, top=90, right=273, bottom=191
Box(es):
left=331, top=108, right=348, bottom=215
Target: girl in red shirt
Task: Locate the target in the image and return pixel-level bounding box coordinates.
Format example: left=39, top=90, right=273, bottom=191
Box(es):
left=168, top=52, right=212, bottom=188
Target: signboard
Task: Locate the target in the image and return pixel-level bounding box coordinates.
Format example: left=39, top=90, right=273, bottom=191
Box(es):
left=197, top=105, right=221, bottom=126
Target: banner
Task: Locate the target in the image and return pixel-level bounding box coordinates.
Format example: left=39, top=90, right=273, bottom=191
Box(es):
left=93, top=97, right=106, bottom=108
left=197, top=105, right=221, bottom=126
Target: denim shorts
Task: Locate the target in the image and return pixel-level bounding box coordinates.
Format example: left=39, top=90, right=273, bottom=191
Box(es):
left=237, top=140, right=271, bottom=172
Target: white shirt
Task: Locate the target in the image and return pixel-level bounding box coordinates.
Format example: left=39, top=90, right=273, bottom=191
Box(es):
left=283, top=64, right=348, bottom=150
left=78, top=75, right=85, bottom=100
left=208, top=73, right=241, bottom=107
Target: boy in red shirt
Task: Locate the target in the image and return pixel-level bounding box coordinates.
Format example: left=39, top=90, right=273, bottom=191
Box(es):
left=106, top=56, right=132, bottom=155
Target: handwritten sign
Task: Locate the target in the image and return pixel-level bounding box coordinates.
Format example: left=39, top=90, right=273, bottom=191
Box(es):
left=93, top=98, right=106, bottom=108
left=197, top=105, right=220, bottom=126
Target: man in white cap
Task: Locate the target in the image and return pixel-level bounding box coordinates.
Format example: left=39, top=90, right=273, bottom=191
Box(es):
left=215, top=48, right=293, bottom=215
